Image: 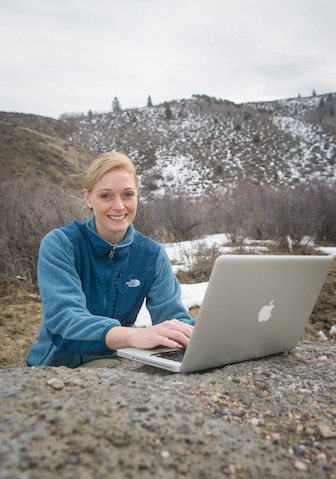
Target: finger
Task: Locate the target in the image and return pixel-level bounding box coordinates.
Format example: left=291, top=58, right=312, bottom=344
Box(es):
left=162, top=329, right=191, bottom=348
left=165, top=320, right=194, bottom=337
left=159, top=337, right=180, bottom=349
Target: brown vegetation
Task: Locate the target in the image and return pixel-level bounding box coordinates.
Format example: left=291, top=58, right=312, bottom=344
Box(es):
left=0, top=112, right=95, bottom=189
left=1, top=176, right=335, bottom=284
left=0, top=283, right=43, bottom=368
left=0, top=179, right=89, bottom=283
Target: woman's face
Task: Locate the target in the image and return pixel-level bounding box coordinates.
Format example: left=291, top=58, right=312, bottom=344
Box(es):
left=83, top=168, right=138, bottom=244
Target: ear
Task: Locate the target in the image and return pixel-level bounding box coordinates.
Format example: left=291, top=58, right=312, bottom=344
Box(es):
left=83, top=189, right=92, bottom=209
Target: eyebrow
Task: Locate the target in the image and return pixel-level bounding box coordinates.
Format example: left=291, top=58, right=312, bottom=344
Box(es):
left=96, top=187, right=137, bottom=192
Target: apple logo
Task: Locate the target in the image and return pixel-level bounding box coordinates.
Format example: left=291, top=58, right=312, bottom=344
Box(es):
left=258, top=300, right=275, bottom=323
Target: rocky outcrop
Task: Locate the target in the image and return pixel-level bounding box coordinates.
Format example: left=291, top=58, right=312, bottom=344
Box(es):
left=1, top=341, right=335, bottom=478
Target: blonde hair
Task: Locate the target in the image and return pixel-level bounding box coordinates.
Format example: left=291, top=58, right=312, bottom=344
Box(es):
left=83, top=152, right=139, bottom=192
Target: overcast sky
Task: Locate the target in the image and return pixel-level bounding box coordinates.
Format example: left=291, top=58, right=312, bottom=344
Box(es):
left=1, top=0, right=335, bottom=119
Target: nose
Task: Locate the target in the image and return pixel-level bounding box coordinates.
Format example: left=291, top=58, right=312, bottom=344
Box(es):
left=112, top=195, right=124, bottom=210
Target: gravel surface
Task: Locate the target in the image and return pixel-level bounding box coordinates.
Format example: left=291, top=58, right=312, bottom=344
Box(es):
left=1, top=341, right=336, bottom=479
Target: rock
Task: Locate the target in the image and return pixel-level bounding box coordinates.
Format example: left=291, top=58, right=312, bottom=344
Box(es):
left=46, top=377, right=65, bottom=390
left=317, top=424, right=336, bottom=438
left=271, top=433, right=281, bottom=443
left=316, top=452, right=327, bottom=462
left=301, top=410, right=311, bottom=421
left=315, top=355, right=328, bottom=366
left=0, top=341, right=335, bottom=478
left=293, top=444, right=306, bottom=455
left=294, top=460, right=308, bottom=472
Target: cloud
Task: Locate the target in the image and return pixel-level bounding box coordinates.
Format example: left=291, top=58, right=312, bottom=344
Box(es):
left=0, top=0, right=335, bottom=117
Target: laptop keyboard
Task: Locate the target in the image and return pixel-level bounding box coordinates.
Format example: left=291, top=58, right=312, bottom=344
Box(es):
left=151, top=348, right=186, bottom=363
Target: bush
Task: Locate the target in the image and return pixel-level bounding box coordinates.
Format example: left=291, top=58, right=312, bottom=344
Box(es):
left=135, top=194, right=208, bottom=243
left=310, top=181, right=336, bottom=242
left=212, top=181, right=336, bottom=247
left=176, top=243, right=220, bottom=283
left=1, top=177, right=335, bottom=286
left=0, top=179, right=86, bottom=284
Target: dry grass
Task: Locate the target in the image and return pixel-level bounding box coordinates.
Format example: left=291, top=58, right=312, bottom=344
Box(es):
left=0, top=112, right=95, bottom=190
left=303, top=258, right=336, bottom=341
left=0, top=283, right=43, bottom=368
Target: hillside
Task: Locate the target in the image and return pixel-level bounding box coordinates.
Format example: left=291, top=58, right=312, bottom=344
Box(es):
left=1, top=92, right=335, bottom=195
left=0, top=112, right=95, bottom=190
left=69, top=93, right=336, bottom=196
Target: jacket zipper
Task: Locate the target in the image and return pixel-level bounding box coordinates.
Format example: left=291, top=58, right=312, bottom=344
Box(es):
left=113, top=274, right=120, bottom=317
left=109, top=245, right=117, bottom=266
left=102, top=246, right=117, bottom=315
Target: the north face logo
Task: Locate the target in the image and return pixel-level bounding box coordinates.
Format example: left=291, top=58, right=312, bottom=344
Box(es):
left=126, top=279, right=141, bottom=288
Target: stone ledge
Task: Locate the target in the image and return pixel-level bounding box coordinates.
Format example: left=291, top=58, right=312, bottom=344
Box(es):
left=1, top=342, right=335, bottom=479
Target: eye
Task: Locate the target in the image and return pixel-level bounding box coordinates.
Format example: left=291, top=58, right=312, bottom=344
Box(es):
left=124, top=191, right=136, bottom=198
left=100, top=193, right=110, bottom=199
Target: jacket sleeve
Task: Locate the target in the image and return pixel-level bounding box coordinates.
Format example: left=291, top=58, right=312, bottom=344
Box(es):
left=37, top=229, right=119, bottom=355
left=145, top=245, right=196, bottom=326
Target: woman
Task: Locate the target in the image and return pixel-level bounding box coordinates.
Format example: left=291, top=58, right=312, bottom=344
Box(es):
left=27, top=152, right=194, bottom=368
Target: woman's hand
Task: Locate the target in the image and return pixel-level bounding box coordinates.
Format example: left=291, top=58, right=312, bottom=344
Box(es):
left=129, top=320, right=193, bottom=349
left=105, top=319, right=194, bottom=351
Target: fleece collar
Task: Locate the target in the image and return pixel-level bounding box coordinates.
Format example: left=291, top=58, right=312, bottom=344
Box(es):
left=85, top=216, right=134, bottom=258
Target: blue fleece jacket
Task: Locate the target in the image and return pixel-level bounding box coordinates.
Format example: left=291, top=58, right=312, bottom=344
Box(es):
left=27, top=217, right=194, bottom=368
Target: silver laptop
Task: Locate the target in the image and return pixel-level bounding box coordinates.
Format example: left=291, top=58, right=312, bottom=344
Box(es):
left=117, top=254, right=332, bottom=373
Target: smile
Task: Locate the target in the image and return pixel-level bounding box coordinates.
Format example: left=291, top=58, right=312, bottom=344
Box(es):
left=108, top=214, right=127, bottom=221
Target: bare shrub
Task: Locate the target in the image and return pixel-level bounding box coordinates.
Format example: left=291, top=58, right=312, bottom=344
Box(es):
left=1, top=175, right=334, bottom=287
left=0, top=178, right=87, bottom=285
left=135, top=194, right=208, bottom=243
left=250, top=185, right=317, bottom=248
left=137, top=180, right=336, bottom=250
left=208, top=181, right=336, bottom=250
left=156, top=195, right=206, bottom=242
left=222, top=183, right=261, bottom=243
left=310, top=180, right=336, bottom=243
left=202, top=183, right=263, bottom=242
left=188, top=244, right=220, bottom=282
left=133, top=198, right=165, bottom=242
left=252, top=182, right=336, bottom=247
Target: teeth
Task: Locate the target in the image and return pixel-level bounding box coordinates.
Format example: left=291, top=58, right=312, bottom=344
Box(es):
left=108, top=214, right=127, bottom=220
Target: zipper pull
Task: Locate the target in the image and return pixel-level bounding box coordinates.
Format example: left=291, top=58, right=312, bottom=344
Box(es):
left=109, top=246, right=116, bottom=266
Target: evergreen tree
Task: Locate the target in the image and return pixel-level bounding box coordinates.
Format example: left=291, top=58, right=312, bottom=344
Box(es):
left=112, top=97, right=121, bottom=112
left=147, top=95, right=153, bottom=107
left=164, top=102, right=173, bottom=119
